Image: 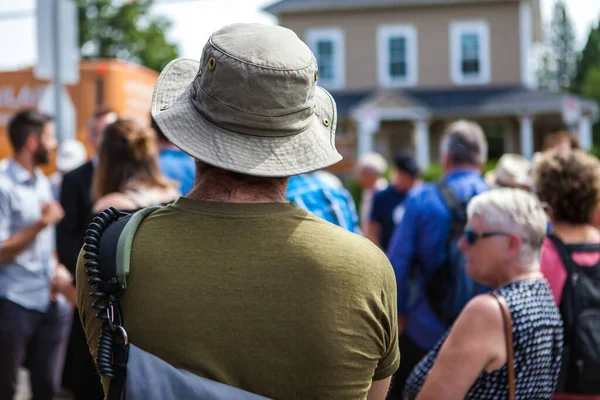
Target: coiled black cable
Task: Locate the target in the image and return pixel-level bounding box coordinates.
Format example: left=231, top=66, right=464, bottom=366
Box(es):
left=83, top=206, right=127, bottom=379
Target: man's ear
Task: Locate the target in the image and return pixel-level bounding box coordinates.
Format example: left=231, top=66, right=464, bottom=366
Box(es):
left=23, top=132, right=39, bottom=152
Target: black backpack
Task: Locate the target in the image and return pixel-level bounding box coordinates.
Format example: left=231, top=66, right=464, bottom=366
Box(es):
left=421, top=182, right=489, bottom=327
left=548, top=233, right=600, bottom=395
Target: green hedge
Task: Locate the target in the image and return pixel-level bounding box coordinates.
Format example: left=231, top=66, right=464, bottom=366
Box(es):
left=422, top=160, right=498, bottom=182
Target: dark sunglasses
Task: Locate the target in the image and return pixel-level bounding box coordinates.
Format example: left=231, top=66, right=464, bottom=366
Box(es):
left=464, top=229, right=511, bottom=245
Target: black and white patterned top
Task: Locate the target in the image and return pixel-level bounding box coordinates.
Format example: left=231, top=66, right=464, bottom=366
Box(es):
left=403, top=279, right=563, bottom=400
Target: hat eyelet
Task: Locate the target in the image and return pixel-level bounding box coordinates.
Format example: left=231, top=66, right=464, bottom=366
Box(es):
left=314, top=70, right=318, bottom=82
left=208, top=57, right=216, bottom=71
left=322, top=118, right=330, bottom=127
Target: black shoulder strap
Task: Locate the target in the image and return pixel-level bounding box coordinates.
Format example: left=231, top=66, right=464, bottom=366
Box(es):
left=437, top=181, right=461, bottom=213
left=98, top=215, right=133, bottom=281
left=96, top=214, right=132, bottom=400
left=547, top=233, right=582, bottom=343
left=547, top=233, right=579, bottom=276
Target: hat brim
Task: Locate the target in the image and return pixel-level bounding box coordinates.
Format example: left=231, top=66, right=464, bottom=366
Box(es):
left=151, top=58, right=342, bottom=177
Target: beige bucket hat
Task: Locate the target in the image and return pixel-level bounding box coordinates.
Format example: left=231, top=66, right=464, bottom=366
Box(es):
left=151, top=23, right=342, bottom=177
left=484, top=153, right=533, bottom=189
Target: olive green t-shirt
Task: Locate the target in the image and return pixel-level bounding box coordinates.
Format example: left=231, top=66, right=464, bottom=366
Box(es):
left=77, top=198, right=399, bottom=399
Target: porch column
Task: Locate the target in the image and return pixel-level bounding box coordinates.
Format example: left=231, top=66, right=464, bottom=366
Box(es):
left=414, top=119, right=430, bottom=169
left=519, top=115, right=534, bottom=159
left=579, top=115, right=593, bottom=151
left=356, top=113, right=380, bottom=158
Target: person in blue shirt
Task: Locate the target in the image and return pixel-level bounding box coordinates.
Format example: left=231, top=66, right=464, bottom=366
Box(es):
left=366, top=151, right=421, bottom=252
left=151, top=117, right=196, bottom=196
left=287, top=172, right=361, bottom=235
left=386, top=120, right=490, bottom=400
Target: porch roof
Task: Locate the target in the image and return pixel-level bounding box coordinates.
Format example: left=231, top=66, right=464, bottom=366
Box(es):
left=264, top=0, right=516, bottom=15
left=330, top=85, right=599, bottom=121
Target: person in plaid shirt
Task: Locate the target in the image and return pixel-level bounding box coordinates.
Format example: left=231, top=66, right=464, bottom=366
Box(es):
left=287, top=172, right=361, bottom=235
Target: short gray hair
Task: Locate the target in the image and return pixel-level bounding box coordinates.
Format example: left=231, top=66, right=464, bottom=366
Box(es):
left=441, top=119, right=488, bottom=166
left=467, top=188, right=548, bottom=266
left=356, top=152, right=388, bottom=176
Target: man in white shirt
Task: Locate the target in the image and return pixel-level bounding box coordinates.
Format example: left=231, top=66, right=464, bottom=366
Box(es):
left=356, top=152, right=388, bottom=233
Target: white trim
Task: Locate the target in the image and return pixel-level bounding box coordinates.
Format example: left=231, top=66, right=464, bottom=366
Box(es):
left=352, top=106, right=430, bottom=121
left=377, top=24, right=418, bottom=88
left=356, top=114, right=380, bottom=157
left=519, top=1, right=535, bottom=88
left=414, top=119, right=430, bottom=169
left=449, top=20, right=491, bottom=85
left=519, top=115, right=534, bottom=159
left=579, top=116, right=593, bottom=150
left=305, top=27, right=346, bottom=90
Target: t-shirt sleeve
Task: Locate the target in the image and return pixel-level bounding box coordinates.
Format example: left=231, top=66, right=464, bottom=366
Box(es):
left=76, top=247, right=111, bottom=395
left=372, top=251, right=400, bottom=381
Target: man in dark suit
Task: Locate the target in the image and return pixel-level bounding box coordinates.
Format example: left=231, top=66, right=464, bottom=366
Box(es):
left=56, top=107, right=117, bottom=400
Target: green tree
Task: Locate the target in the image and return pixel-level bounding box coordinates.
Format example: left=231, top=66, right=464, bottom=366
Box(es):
left=571, top=21, right=600, bottom=94
left=582, top=65, right=600, bottom=146
left=536, top=0, right=577, bottom=91
left=573, top=20, right=600, bottom=147
left=77, top=0, right=179, bottom=72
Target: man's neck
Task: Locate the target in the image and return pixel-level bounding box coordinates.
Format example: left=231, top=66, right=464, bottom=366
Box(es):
left=13, top=153, right=35, bottom=175
left=444, top=165, right=481, bottom=176
left=158, top=141, right=177, bottom=152
left=187, top=174, right=288, bottom=204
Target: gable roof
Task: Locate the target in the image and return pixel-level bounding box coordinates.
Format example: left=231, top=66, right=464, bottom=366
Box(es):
left=264, top=0, right=514, bottom=15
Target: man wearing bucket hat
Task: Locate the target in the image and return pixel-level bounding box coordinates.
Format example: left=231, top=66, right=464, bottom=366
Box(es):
left=77, top=23, right=399, bottom=400
left=484, top=153, right=533, bottom=191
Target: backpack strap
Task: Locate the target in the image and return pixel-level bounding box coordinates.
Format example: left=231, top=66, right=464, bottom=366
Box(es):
left=437, top=181, right=460, bottom=212
left=437, top=181, right=469, bottom=235
left=85, top=205, right=160, bottom=400
left=547, top=233, right=581, bottom=345
left=546, top=233, right=600, bottom=339
left=547, top=233, right=580, bottom=278
left=425, top=182, right=467, bottom=325
left=115, top=206, right=161, bottom=287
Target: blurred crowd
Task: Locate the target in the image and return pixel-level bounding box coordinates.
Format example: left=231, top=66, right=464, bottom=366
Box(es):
left=0, top=23, right=599, bottom=400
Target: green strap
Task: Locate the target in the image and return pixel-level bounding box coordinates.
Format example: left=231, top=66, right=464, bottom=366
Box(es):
left=115, top=206, right=161, bottom=287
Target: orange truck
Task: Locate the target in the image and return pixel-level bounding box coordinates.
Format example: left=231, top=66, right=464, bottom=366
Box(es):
left=0, top=59, right=158, bottom=173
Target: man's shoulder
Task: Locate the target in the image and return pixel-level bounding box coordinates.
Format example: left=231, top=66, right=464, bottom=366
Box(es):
left=0, top=172, right=11, bottom=196
left=405, top=181, right=440, bottom=205
left=302, top=213, right=390, bottom=265
left=373, top=185, right=398, bottom=201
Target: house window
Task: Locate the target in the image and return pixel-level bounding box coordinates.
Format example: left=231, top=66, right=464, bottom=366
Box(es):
left=461, top=33, right=480, bottom=74
left=389, top=37, right=407, bottom=77
left=450, top=21, right=490, bottom=85
left=377, top=24, right=418, bottom=87
left=316, top=40, right=335, bottom=81
left=305, top=28, right=345, bottom=90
